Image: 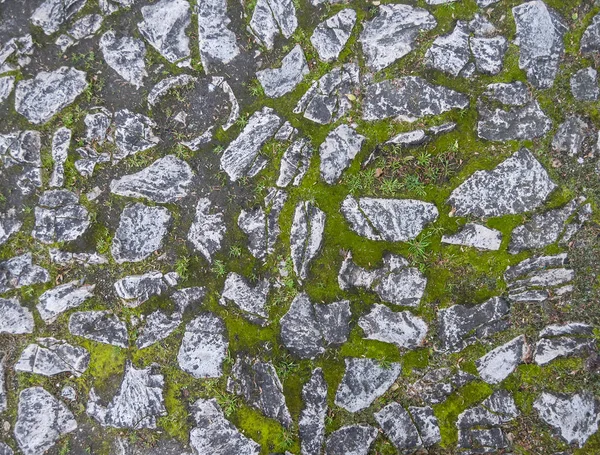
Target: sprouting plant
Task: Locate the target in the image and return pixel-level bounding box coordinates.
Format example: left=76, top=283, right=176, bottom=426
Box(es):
left=229, top=246, right=242, bottom=258
left=407, top=232, right=432, bottom=260
left=403, top=174, right=426, bottom=197
left=377, top=358, right=393, bottom=369
left=380, top=178, right=402, bottom=196
left=235, top=113, right=249, bottom=128
left=211, top=259, right=227, bottom=277
left=248, top=79, right=264, bottom=97
left=275, top=355, right=299, bottom=380
left=213, top=145, right=225, bottom=155
left=417, top=151, right=431, bottom=167
left=175, top=256, right=190, bottom=280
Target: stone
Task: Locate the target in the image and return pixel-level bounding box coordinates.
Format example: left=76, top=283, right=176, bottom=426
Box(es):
left=533, top=392, right=600, bottom=447
left=341, top=196, right=439, bottom=241
left=410, top=406, right=442, bottom=446
left=14, top=387, right=77, bottom=455
left=196, top=0, right=240, bottom=71
left=504, top=253, right=568, bottom=282
left=358, top=304, right=428, bottom=349
left=513, top=1, right=567, bottom=88
left=136, top=310, right=182, bottom=349
left=448, top=148, right=556, bottom=217
left=0, top=298, right=34, bottom=334
left=534, top=337, right=596, bottom=366
left=277, top=138, right=312, bottom=187
left=49, top=127, right=71, bottom=187
left=483, top=81, right=531, bottom=106
left=311, top=9, right=356, bottom=62
left=0, top=209, right=22, bottom=246
left=0, top=443, right=11, bottom=455
left=299, top=368, right=327, bottom=455
left=363, top=77, right=468, bottom=121
left=476, top=335, right=528, bottom=384
left=138, top=0, right=191, bottom=65
left=75, top=145, right=110, bottom=176
left=84, top=111, right=111, bottom=143
left=221, top=273, right=270, bottom=324
left=171, top=286, right=206, bottom=313
left=469, top=14, right=497, bottom=37
left=15, top=338, right=90, bottom=376
left=113, top=109, right=159, bottom=161
left=0, top=75, right=14, bottom=103
left=407, top=368, right=476, bottom=404
left=110, top=155, right=193, bottom=203
left=87, top=362, right=166, bottom=429
left=387, top=129, right=428, bottom=146
left=100, top=32, right=147, bottom=88
left=0, top=253, right=49, bottom=293
left=0, top=130, right=42, bottom=195
left=425, top=21, right=470, bottom=76
left=290, top=201, right=325, bottom=280
left=217, top=78, right=240, bottom=131
left=325, top=425, right=377, bottom=455
left=61, top=386, right=77, bottom=401
left=314, top=300, right=352, bottom=345
left=359, top=4, right=436, bottom=71
left=220, top=107, right=281, bottom=181
left=249, top=0, right=297, bottom=50
left=37, top=280, right=95, bottom=323
left=581, top=13, right=600, bottom=54
left=112, top=203, right=171, bottom=263
left=178, top=313, right=228, bottom=378
left=188, top=198, right=226, bottom=262
left=375, top=403, right=421, bottom=450
left=33, top=189, right=90, bottom=243
left=470, top=36, right=508, bottom=75
left=571, top=67, right=599, bottom=101
left=227, top=356, right=292, bottom=428
left=552, top=116, right=591, bottom=157
left=257, top=45, right=309, bottom=98
left=334, top=358, right=401, bottom=412
left=147, top=75, right=196, bottom=106
left=190, top=399, right=260, bottom=455
left=319, top=124, right=364, bottom=184
left=280, top=293, right=324, bottom=359
left=442, top=223, right=503, bottom=251
left=15, top=66, right=87, bottom=124
left=114, top=272, right=176, bottom=307
left=49, top=249, right=108, bottom=267
left=438, top=296, right=510, bottom=353
left=31, top=0, right=86, bottom=34
left=477, top=100, right=552, bottom=141
left=69, top=311, right=129, bottom=347
left=67, top=14, right=103, bottom=40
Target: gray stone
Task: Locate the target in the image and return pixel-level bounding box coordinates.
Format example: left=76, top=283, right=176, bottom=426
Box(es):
left=334, top=358, right=401, bottom=412
left=533, top=392, right=600, bottom=447
left=410, top=406, right=442, bottom=447
left=196, top=0, right=240, bottom=71
left=15, top=338, right=90, bottom=376
left=438, top=296, right=510, bottom=353
left=387, top=129, right=427, bottom=146
left=100, top=32, right=147, bottom=88
left=325, top=425, right=377, bottom=455
left=15, top=66, right=87, bottom=124
left=49, top=127, right=71, bottom=188
left=581, top=12, right=600, bottom=54
left=482, top=81, right=531, bottom=106
left=37, top=280, right=95, bottom=323
left=136, top=310, right=182, bottom=349
left=314, top=300, right=352, bottom=346
left=552, top=115, right=591, bottom=157
left=85, top=110, right=111, bottom=143
left=469, top=14, right=497, bottom=37
left=290, top=201, right=325, bottom=280
left=188, top=198, right=225, bottom=262
left=277, top=138, right=312, bottom=187
left=280, top=293, right=325, bottom=359
left=221, top=273, right=270, bottom=324
left=375, top=403, right=421, bottom=450
left=477, top=100, right=552, bottom=141
left=0, top=131, right=42, bottom=195
left=534, top=337, right=596, bottom=366
left=113, top=109, right=159, bottom=161
left=75, top=145, right=110, bottom=177
left=311, top=9, right=356, bottom=62
left=87, top=362, right=166, bottom=429
left=0, top=354, right=5, bottom=413
left=61, top=386, right=77, bottom=401
left=178, top=313, right=228, bottom=378
left=171, top=287, right=206, bottom=313
left=442, top=223, right=503, bottom=251
left=470, top=36, right=507, bottom=75
left=359, top=4, right=436, bottom=71
left=33, top=189, right=90, bottom=243
left=541, top=322, right=594, bottom=338
left=257, top=45, right=309, bottom=98
left=69, top=311, right=128, bottom=347
left=148, top=75, right=196, bottom=106
left=571, top=67, right=599, bottom=101
left=425, top=21, right=470, bottom=76
left=114, top=272, right=176, bottom=308
left=0, top=253, right=49, bottom=294
left=407, top=368, right=476, bottom=405
left=448, top=148, right=556, bottom=217
left=67, top=14, right=103, bottom=40
left=99, top=0, right=134, bottom=14
left=0, top=443, right=12, bottom=455
left=49, top=249, right=108, bottom=267
left=359, top=304, right=428, bottom=349
left=299, top=368, right=327, bottom=455
left=341, top=195, right=439, bottom=241
left=112, top=203, right=171, bottom=263
left=0, top=209, right=22, bottom=246
left=319, top=124, right=365, bottom=184
left=508, top=267, right=575, bottom=291
left=363, top=77, right=468, bottom=121
left=0, top=297, right=34, bottom=334
left=227, top=356, right=292, bottom=428
left=504, top=253, right=568, bottom=282
left=14, top=387, right=77, bottom=455
left=513, top=1, right=567, bottom=88
left=476, top=335, right=528, bottom=384
left=31, top=0, right=86, bottom=35
left=250, top=0, right=297, bottom=50
left=0, top=76, right=14, bottom=103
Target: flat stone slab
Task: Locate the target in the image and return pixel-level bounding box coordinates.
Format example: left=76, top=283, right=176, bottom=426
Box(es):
left=33, top=190, right=90, bottom=244
left=0, top=253, right=49, bottom=294
left=69, top=311, right=129, bottom=347
left=407, top=368, right=476, bottom=404
left=375, top=403, right=440, bottom=450
left=113, top=109, right=160, bottom=161
left=358, top=304, right=428, bottom=349
left=49, top=249, right=107, bottom=267
left=188, top=197, right=226, bottom=262
left=477, top=100, right=552, bottom=141
left=31, top=0, right=86, bottom=34
left=0, top=297, right=34, bottom=334
left=290, top=201, right=325, bottom=280
left=178, top=313, right=228, bottom=378
left=114, top=271, right=177, bottom=307
left=534, top=323, right=596, bottom=365
left=570, top=67, right=599, bottom=101
left=319, top=124, right=364, bottom=184
left=0, top=209, right=22, bottom=246
left=311, top=9, right=356, bottom=62
left=0, top=130, right=42, bottom=195
left=136, top=310, right=182, bottom=349
left=196, top=0, right=240, bottom=71
left=221, top=273, right=270, bottom=324
left=442, top=223, right=503, bottom=251
left=470, top=35, right=508, bottom=75
left=15, top=338, right=90, bottom=376
left=581, top=13, right=600, bottom=54
left=277, top=137, right=312, bottom=187
left=483, top=81, right=531, bottom=106
left=475, top=335, right=528, bottom=384
left=552, top=115, right=591, bottom=158
left=100, top=32, right=147, bottom=88
left=37, top=280, right=95, bottom=323
left=325, top=425, right=377, bottom=455
left=49, top=127, right=70, bottom=187
left=425, top=21, right=470, bottom=76
left=257, top=45, right=309, bottom=98
left=171, top=286, right=206, bottom=313
left=299, top=368, right=327, bottom=455
left=250, top=0, right=297, bottom=50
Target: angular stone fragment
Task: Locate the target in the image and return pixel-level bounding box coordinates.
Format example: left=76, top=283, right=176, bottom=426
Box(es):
left=325, top=425, right=377, bottom=455
left=477, top=100, right=552, bottom=141
left=0, top=76, right=14, bottom=103
left=407, top=368, right=476, bottom=404
left=114, top=272, right=177, bottom=308
left=221, top=273, right=270, bottom=324
left=113, top=109, right=159, bottom=161
left=571, top=67, right=599, bottom=101
left=0, top=209, right=22, bottom=246
left=100, top=32, right=147, bottom=88
left=552, top=116, right=591, bottom=157
left=75, top=145, right=110, bottom=177
left=438, top=296, right=510, bottom=353
left=277, top=138, right=312, bottom=188
left=360, top=4, right=436, bottom=71
left=387, top=129, right=428, bottom=146
left=49, top=127, right=70, bottom=188
left=87, top=362, right=166, bottom=429
left=311, top=9, right=356, bottom=62
left=363, top=77, right=468, bottom=121
left=250, top=0, right=297, bottom=50
left=469, top=14, right=497, bottom=37
left=14, top=387, right=77, bottom=455
left=425, top=21, right=470, bottom=76
left=290, top=201, right=325, bottom=280
left=448, top=148, right=556, bottom=217
left=0, top=443, right=12, bottom=455
left=15, top=338, right=90, bottom=376
left=110, top=155, right=193, bottom=203
left=112, top=203, right=171, bottom=263
left=359, top=304, right=427, bottom=349
left=299, top=368, right=327, bottom=455
left=442, top=223, right=502, bottom=251
left=69, top=311, right=128, bottom=347
left=0, top=253, right=50, bottom=294
left=67, top=14, right=103, bottom=40
left=257, top=45, right=309, bottom=98
left=85, top=110, right=111, bottom=143
left=504, top=253, right=568, bottom=282
left=37, top=280, right=95, bottom=323
left=375, top=403, right=421, bottom=450
left=476, top=335, right=528, bottom=384
left=227, top=356, right=292, bottom=428
left=410, top=406, right=442, bottom=447
left=513, top=1, right=567, bottom=88
left=314, top=300, right=352, bottom=346
left=470, top=36, right=507, bottom=75
left=171, top=286, right=206, bottom=313
left=535, top=337, right=596, bottom=366
left=0, top=130, right=42, bottom=195
left=15, top=66, right=87, bottom=124
left=581, top=13, right=600, bottom=54
left=31, top=0, right=86, bottom=35
left=49, top=249, right=108, bottom=267
left=0, top=298, right=34, bottom=334
left=483, top=81, right=531, bottom=106
left=33, top=190, right=90, bottom=243
left=319, top=124, right=364, bottom=183
left=188, top=198, right=225, bottom=262
left=178, top=313, right=228, bottom=378
left=196, top=0, right=240, bottom=71
left=533, top=392, right=600, bottom=447
left=334, top=358, right=401, bottom=412
left=136, top=310, right=182, bottom=349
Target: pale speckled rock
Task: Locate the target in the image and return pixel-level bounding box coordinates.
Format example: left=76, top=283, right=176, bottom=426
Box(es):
left=482, top=81, right=531, bottom=106
left=299, top=368, right=327, bottom=455
left=581, top=13, right=600, bottom=54
left=477, top=100, right=552, bottom=141
left=257, top=45, right=309, bottom=98
left=0, top=130, right=42, bottom=195
left=171, top=287, right=206, bottom=313
left=571, top=67, right=599, bottom=101
left=0, top=209, right=22, bottom=246
left=359, top=304, right=428, bottom=349
left=37, top=280, right=95, bottom=323
left=68, top=14, right=103, bottom=40
left=61, top=386, right=77, bottom=402
left=469, top=14, right=497, bottom=37
left=178, top=313, right=228, bottom=378
left=513, top=1, right=567, bottom=89
left=114, top=271, right=177, bottom=308
left=69, top=311, right=128, bottom=347
left=447, top=148, right=556, bottom=217
left=325, top=425, right=377, bottom=455
left=136, top=310, right=182, bottom=349
left=319, top=124, right=365, bottom=184
left=15, top=338, right=90, bottom=376
left=33, top=190, right=90, bottom=243
left=0, top=297, right=34, bottom=334
left=334, top=358, right=401, bottom=413
left=84, top=110, right=111, bottom=143
left=147, top=75, right=196, bottom=106
left=438, top=296, right=510, bottom=353
left=49, top=249, right=108, bottom=267
left=31, top=0, right=86, bottom=34
left=197, top=0, right=240, bottom=71
left=535, top=336, right=596, bottom=366
left=277, top=138, right=312, bottom=187
left=0, top=443, right=12, bottom=455
left=442, top=223, right=503, bottom=251
left=87, top=362, right=166, bottom=429
left=227, top=356, right=292, bottom=428
left=552, top=115, right=591, bottom=157
left=290, top=201, right=325, bottom=280
left=0, top=253, right=50, bottom=294
left=410, top=406, right=442, bottom=447
left=407, top=368, right=476, bottom=405
left=363, top=77, right=468, bottom=121
left=314, top=300, right=352, bottom=346
left=375, top=403, right=421, bottom=450
left=311, top=9, right=356, bottom=62
left=387, top=129, right=427, bottom=146
left=504, top=253, right=569, bottom=282
left=0, top=76, right=15, bottom=104
left=533, top=392, right=600, bottom=447
left=470, top=35, right=508, bottom=75
left=359, top=4, right=436, bottom=71
left=341, top=195, right=439, bottom=242
left=100, top=32, right=147, bottom=88
left=476, top=335, right=528, bottom=384
left=49, top=127, right=70, bottom=188
left=14, top=387, right=77, bottom=455
left=113, top=109, right=159, bottom=161
left=75, top=145, right=110, bottom=176
left=221, top=273, right=270, bottom=324
left=425, top=21, right=470, bottom=76
left=250, top=0, right=297, bottom=50
left=15, top=66, right=87, bottom=124
left=188, top=198, right=226, bottom=262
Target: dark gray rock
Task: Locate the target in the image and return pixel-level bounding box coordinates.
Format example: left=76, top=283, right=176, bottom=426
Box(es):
left=442, top=223, right=503, bottom=251
left=221, top=273, right=270, bottom=325
left=0, top=209, right=22, bottom=247
left=37, top=280, right=95, bottom=323
left=15, top=338, right=90, bottom=376
left=69, top=311, right=128, bottom=347
left=196, top=0, right=240, bottom=71
left=0, top=253, right=49, bottom=294
left=178, top=313, right=228, bottom=378
left=475, top=335, right=528, bottom=384
left=581, top=12, right=600, bottom=54
left=319, top=124, right=365, bottom=183
left=49, top=127, right=71, bottom=188
left=0, top=297, right=34, bottom=334
left=552, top=115, right=592, bottom=157
left=257, top=45, right=309, bottom=98
left=113, top=109, right=159, bottom=161
left=250, top=0, right=298, bottom=50
left=325, top=425, right=377, bottom=455
left=0, top=130, right=42, bottom=195
left=100, top=32, right=147, bottom=88
left=425, top=21, right=470, bottom=76
left=469, top=14, right=497, bottom=37
left=0, top=443, right=10, bottom=455
left=482, top=82, right=532, bottom=106
left=311, top=10, right=356, bottom=62
left=31, top=0, right=86, bottom=35
left=535, top=336, right=596, bottom=366
left=410, top=406, right=442, bottom=447
left=280, top=293, right=324, bottom=359
left=375, top=402, right=421, bottom=450
left=477, top=100, right=552, bottom=141
left=504, top=252, right=568, bottom=282
left=84, top=110, right=111, bottom=143
left=358, top=304, right=428, bottom=349
left=290, top=201, right=325, bottom=280
left=74, top=145, right=110, bottom=177
left=171, top=286, right=206, bottom=313
left=136, top=310, right=182, bottom=349
left=114, top=271, right=177, bottom=308
left=33, top=189, right=90, bottom=243
left=571, top=67, right=599, bottom=101
left=314, top=300, right=352, bottom=345
left=386, top=129, right=427, bottom=146
left=299, top=368, right=327, bottom=455
left=470, top=36, right=508, bottom=75
left=407, top=368, right=476, bottom=404
left=277, top=138, right=312, bottom=187
left=188, top=197, right=225, bottom=262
